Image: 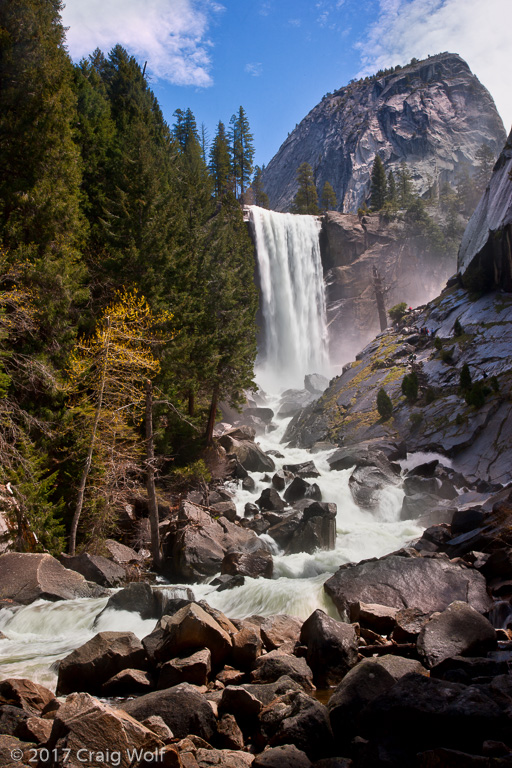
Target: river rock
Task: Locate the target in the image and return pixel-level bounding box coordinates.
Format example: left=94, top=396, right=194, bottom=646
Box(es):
left=221, top=547, right=273, bottom=579
left=327, top=446, right=380, bottom=472
left=232, top=626, right=263, bottom=670
left=0, top=705, right=30, bottom=736
left=282, top=461, right=319, bottom=479
left=166, top=501, right=271, bottom=582
left=259, top=690, right=334, bottom=761
left=122, top=682, right=216, bottom=741
left=357, top=602, right=398, bottom=634
left=104, top=539, right=143, bottom=564
left=299, top=609, right=359, bottom=686
left=0, top=734, right=36, bottom=767
left=451, top=507, right=486, bottom=535
left=328, top=659, right=396, bottom=742
left=60, top=552, right=126, bottom=587
left=430, top=655, right=510, bottom=684
left=216, top=712, right=245, bottom=750
left=348, top=458, right=400, bottom=510
left=391, top=607, right=432, bottom=643
left=56, top=631, right=148, bottom=696
left=0, top=553, right=106, bottom=604
left=158, top=647, right=211, bottom=689
left=324, top=555, right=492, bottom=620
left=101, top=581, right=158, bottom=619
left=101, top=668, right=153, bottom=696
left=219, top=435, right=275, bottom=473
left=256, top=488, right=286, bottom=512
left=368, top=655, right=428, bottom=681
left=47, top=692, right=162, bottom=768
left=283, top=477, right=310, bottom=504
left=260, top=615, right=303, bottom=651
left=0, top=679, right=54, bottom=715
left=251, top=651, right=314, bottom=692
left=252, top=744, right=312, bottom=768
left=417, top=601, right=497, bottom=668
left=286, top=502, right=336, bottom=554
left=18, top=716, right=53, bottom=744
left=149, top=602, right=232, bottom=668
left=266, top=513, right=303, bottom=549
left=210, top=501, right=238, bottom=522
left=304, top=374, right=329, bottom=394
left=272, top=471, right=291, bottom=491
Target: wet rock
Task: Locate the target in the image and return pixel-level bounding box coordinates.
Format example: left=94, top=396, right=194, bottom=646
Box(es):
left=210, top=501, right=238, bottom=522
left=99, top=582, right=159, bottom=620
left=101, top=668, right=153, bottom=696
left=212, top=574, right=245, bottom=591
left=216, top=713, right=244, bottom=750
left=284, top=477, right=311, bottom=504
left=348, top=458, right=400, bottom=510
left=451, top=507, right=486, bottom=535
left=0, top=553, right=106, bottom=604
left=304, top=374, right=329, bottom=394
left=260, top=615, right=303, bottom=651
left=244, top=503, right=260, bottom=516
left=0, top=679, right=55, bottom=715
left=241, top=516, right=270, bottom=536
left=324, top=555, right=492, bottom=619
left=367, top=655, right=428, bottom=681
left=122, top=682, right=216, bottom=741
left=0, top=705, right=30, bottom=736
left=216, top=667, right=245, bottom=686
left=219, top=435, right=275, bottom=473
left=256, top=488, right=286, bottom=512
left=357, top=603, right=397, bottom=634
left=242, top=476, right=256, bottom=492
left=417, top=601, right=497, bottom=668
left=266, top=513, right=303, bottom=549
left=286, top=503, right=336, bottom=554
left=221, top=548, right=273, bottom=579
left=158, top=648, right=211, bottom=689
left=141, top=715, right=174, bottom=741
left=252, top=744, right=312, bottom=768
left=60, top=553, right=126, bottom=587
left=242, top=677, right=305, bottom=707
left=300, top=609, right=358, bottom=687
left=0, top=733, right=34, bottom=766
left=149, top=602, right=232, bottom=667
left=481, top=548, right=512, bottom=580
left=401, top=492, right=441, bottom=521
left=328, top=659, right=396, bottom=742
left=414, top=524, right=453, bottom=553
left=56, top=631, right=148, bottom=696
left=430, top=655, right=510, bottom=684
left=219, top=685, right=262, bottom=732
left=282, top=461, right=320, bottom=479
left=48, top=692, right=162, bottom=768
left=251, top=651, right=314, bottom=692
left=271, top=471, right=291, bottom=491
left=403, top=474, right=440, bottom=497
left=260, top=690, right=334, bottom=760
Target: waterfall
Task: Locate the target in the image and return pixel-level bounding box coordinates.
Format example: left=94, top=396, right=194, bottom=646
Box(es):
left=248, top=206, right=330, bottom=391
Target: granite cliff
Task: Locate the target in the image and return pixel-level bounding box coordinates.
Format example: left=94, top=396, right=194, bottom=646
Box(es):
left=261, top=52, right=506, bottom=213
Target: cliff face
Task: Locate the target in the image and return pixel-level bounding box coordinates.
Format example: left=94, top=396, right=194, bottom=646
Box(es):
left=261, top=53, right=506, bottom=213
left=458, top=130, right=512, bottom=291
left=321, top=212, right=455, bottom=367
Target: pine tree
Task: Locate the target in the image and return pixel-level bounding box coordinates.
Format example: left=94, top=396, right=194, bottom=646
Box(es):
left=320, top=181, right=338, bottom=212
left=229, top=107, right=255, bottom=198
left=397, top=162, right=415, bottom=208
left=370, top=155, right=387, bottom=211
left=377, top=388, right=393, bottom=420
left=292, top=163, right=319, bottom=214
left=251, top=166, right=270, bottom=208
left=386, top=170, right=397, bottom=206
left=209, top=121, right=232, bottom=199
left=475, top=144, right=496, bottom=195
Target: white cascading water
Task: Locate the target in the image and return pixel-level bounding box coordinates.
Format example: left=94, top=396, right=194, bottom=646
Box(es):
left=0, top=206, right=424, bottom=689
left=248, top=206, right=330, bottom=390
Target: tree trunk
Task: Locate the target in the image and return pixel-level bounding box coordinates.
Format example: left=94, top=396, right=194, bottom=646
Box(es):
left=145, top=379, right=161, bottom=569
left=205, top=383, right=219, bottom=446
left=69, top=317, right=111, bottom=555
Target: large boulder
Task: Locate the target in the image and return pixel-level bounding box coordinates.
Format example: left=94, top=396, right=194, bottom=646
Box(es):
left=286, top=502, right=336, bottom=554
left=252, top=744, right=312, bottom=768
left=0, top=679, right=54, bottom=716
left=222, top=548, right=273, bottom=579
left=165, top=501, right=271, bottom=582
left=251, top=651, right=314, bottom=692
left=417, top=601, right=497, bottom=668
left=256, top=489, right=286, bottom=512
left=0, top=553, right=106, bottom=604
left=56, top=632, right=147, bottom=695
left=46, top=692, right=162, bottom=768
left=348, top=456, right=400, bottom=510
left=147, top=602, right=232, bottom=667
left=324, top=555, right=492, bottom=620
left=218, top=435, right=275, bottom=473
left=60, top=552, right=126, bottom=587
left=259, top=690, right=334, bottom=761
left=121, top=682, right=216, bottom=741
left=157, top=648, right=211, bottom=689
left=260, top=615, right=303, bottom=651
left=299, top=609, right=358, bottom=686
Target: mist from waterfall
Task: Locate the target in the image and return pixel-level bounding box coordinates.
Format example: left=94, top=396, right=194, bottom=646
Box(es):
left=248, top=206, right=330, bottom=391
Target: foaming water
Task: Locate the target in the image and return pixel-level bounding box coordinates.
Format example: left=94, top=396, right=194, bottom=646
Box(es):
left=248, top=206, right=330, bottom=390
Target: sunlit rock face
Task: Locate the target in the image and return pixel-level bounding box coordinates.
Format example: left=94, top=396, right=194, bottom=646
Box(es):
left=261, top=53, right=506, bottom=214
left=458, top=129, right=512, bottom=292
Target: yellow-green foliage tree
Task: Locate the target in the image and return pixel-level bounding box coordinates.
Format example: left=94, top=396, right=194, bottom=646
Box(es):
left=67, top=289, right=172, bottom=555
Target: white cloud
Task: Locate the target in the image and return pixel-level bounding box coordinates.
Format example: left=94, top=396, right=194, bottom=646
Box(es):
left=356, top=0, right=511, bottom=134
left=245, top=62, right=263, bottom=77
left=61, top=0, right=224, bottom=87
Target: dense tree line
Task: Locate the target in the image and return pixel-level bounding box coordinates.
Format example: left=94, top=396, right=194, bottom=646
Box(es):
left=0, top=0, right=261, bottom=556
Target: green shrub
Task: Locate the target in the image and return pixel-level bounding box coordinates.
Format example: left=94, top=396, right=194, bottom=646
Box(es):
left=388, top=302, right=408, bottom=323
left=171, top=459, right=212, bottom=490
left=425, top=387, right=437, bottom=404
left=453, top=319, right=463, bottom=336
left=440, top=347, right=454, bottom=364
left=434, top=337, right=442, bottom=351
left=459, top=363, right=472, bottom=391
left=465, top=381, right=489, bottom=409
left=377, top=388, right=393, bottom=420
left=409, top=412, right=423, bottom=428
left=401, top=372, right=418, bottom=401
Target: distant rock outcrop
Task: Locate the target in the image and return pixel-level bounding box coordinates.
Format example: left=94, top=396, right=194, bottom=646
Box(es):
left=458, top=129, right=512, bottom=291
left=261, top=53, right=506, bottom=213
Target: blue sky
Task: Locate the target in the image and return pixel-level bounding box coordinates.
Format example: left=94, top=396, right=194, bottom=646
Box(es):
left=62, top=0, right=511, bottom=169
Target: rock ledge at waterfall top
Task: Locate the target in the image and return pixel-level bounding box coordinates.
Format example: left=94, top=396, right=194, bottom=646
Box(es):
left=261, top=52, right=506, bottom=213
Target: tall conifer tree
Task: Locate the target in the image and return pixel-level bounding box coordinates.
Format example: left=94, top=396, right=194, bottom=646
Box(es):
left=209, top=121, right=232, bottom=199
left=229, top=107, right=255, bottom=198
left=370, top=155, right=387, bottom=211
left=291, top=163, right=319, bottom=214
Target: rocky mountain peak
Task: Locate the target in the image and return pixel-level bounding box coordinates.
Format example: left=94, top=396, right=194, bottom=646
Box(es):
left=261, top=52, right=506, bottom=213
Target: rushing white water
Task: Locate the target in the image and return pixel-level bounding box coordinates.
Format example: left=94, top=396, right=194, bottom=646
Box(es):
left=248, top=206, right=330, bottom=391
